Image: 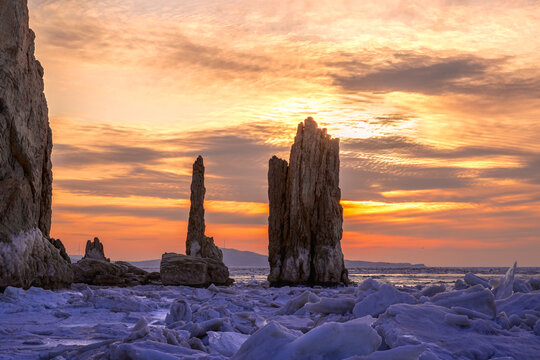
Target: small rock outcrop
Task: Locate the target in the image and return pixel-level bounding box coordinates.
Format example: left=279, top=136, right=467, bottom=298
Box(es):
left=160, top=253, right=231, bottom=287
left=267, top=117, right=349, bottom=286
left=71, top=237, right=157, bottom=286
left=48, top=238, right=71, bottom=264
left=0, top=0, right=72, bottom=289
left=82, top=237, right=109, bottom=261
left=160, top=156, right=232, bottom=286
left=186, top=156, right=223, bottom=261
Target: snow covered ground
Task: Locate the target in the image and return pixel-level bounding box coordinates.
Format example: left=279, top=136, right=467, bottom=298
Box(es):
left=1, top=265, right=539, bottom=359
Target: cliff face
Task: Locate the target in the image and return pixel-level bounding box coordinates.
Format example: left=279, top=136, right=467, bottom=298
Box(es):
left=268, top=117, right=349, bottom=285
left=0, top=0, right=72, bottom=289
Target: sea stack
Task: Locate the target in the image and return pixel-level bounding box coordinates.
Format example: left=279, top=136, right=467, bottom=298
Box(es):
left=268, top=117, right=349, bottom=286
left=0, top=0, right=72, bottom=289
left=160, top=156, right=231, bottom=286
left=186, top=156, right=223, bottom=261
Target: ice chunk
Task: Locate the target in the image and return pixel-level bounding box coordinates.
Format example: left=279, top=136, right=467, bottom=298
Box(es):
left=303, top=297, right=355, bottom=314
left=419, top=284, right=446, bottom=298
left=513, top=278, right=532, bottom=293
left=464, top=273, right=491, bottom=289
left=358, top=278, right=381, bottom=291
left=529, top=277, right=540, bottom=290
left=275, top=290, right=319, bottom=315
left=444, top=313, right=471, bottom=327
left=187, top=317, right=234, bottom=338
left=492, top=262, right=517, bottom=300
left=207, top=331, right=249, bottom=357
left=353, top=284, right=416, bottom=318
left=126, top=317, right=149, bottom=341
left=235, top=318, right=381, bottom=359
left=232, top=322, right=301, bottom=360
left=110, top=340, right=206, bottom=359
left=496, top=292, right=540, bottom=318
left=345, top=344, right=426, bottom=360
left=376, top=302, right=540, bottom=359
left=165, top=299, right=192, bottom=325
left=534, top=319, right=540, bottom=336
left=280, top=318, right=381, bottom=359
left=430, top=285, right=496, bottom=318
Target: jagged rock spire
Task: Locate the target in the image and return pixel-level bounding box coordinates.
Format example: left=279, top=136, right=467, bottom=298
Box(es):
left=268, top=117, right=349, bottom=285
left=185, top=156, right=223, bottom=261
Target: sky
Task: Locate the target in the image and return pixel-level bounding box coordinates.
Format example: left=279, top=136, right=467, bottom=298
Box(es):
left=27, top=0, right=540, bottom=266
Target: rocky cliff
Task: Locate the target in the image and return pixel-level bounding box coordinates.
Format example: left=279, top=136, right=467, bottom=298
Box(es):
left=268, top=117, right=349, bottom=285
left=0, top=0, right=72, bottom=289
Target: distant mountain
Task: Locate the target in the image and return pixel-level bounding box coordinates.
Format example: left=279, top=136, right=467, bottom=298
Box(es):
left=221, top=248, right=268, bottom=267
left=69, top=248, right=423, bottom=272
left=345, top=260, right=425, bottom=268
left=69, top=255, right=82, bottom=263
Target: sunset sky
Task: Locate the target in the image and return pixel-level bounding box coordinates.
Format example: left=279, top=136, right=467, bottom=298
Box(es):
left=27, top=0, right=540, bottom=266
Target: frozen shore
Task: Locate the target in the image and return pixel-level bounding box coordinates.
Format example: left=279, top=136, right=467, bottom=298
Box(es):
left=1, top=266, right=539, bottom=359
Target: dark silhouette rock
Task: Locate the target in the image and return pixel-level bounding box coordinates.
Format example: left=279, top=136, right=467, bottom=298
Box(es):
left=160, top=253, right=232, bottom=287
left=83, top=237, right=109, bottom=262
left=186, top=156, right=223, bottom=261
left=268, top=117, right=349, bottom=286
left=71, top=238, right=153, bottom=286
left=48, top=238, right=71, bottom=264
left=0, top=0, right=72, bottom=289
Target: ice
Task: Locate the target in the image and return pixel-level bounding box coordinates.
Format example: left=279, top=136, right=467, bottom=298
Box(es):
left=233, top=319, right=381, bottom=359
left=345, top=345, right=426, bottom=360
left=207, top=331, right=249, bottom=357
left=430, top=284, right=496, bottom=317
left=1, top=267, right=540, bottom=359
left=303, top=296, right=355, bottom=314
left=492, top=262, right=517, bottom=300
left=165, top=299, right=193, bottom=324
left=232, top=322, right=301, bottom=360
left=275, top=290, right=319, bottom=315
left=464, top=273, right=491, bottom=289
left=376, top=302, right=540, bottom=359
left=353, top=283, right=416, bottom=317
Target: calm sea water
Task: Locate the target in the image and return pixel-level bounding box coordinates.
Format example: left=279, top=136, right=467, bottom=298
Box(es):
left=229, top=266, right=540, bottom=287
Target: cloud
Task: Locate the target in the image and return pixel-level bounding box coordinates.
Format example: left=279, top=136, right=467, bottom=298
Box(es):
left=330, top=53, right=540, bottom=98
left=53, top=144, right=179, bottom=167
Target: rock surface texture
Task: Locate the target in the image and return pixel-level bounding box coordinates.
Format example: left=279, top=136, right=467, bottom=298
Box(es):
left=83, top=237, right=109, bottom=261
left=71, top=238, right=156, bottom=286
left=160, top=253, right=231, bottom=286
left=268, top=117, right=349, bottom=286
left=0, top=0, right=72, bottom=289
left=186, top=156, right=223, bottom=262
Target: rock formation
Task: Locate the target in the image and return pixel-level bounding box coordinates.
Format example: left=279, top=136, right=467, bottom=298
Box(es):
left=0, top=0, right=72, bottom=289
left=268, top=117, right=349, bottom=286
left=83, top=237, right=109, bottom=262
left=71, top=237, right=158, bottom=286
left=160, top=253, right=231, bottom=287
left=186, top=156, right=223, bottom=261
left=160, top=156, right=232, bottom=286
left=49, top=238, right=71, bottom=264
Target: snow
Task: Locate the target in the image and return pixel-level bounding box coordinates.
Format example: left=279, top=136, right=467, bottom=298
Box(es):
left=1, top=264, right=539, bottom=359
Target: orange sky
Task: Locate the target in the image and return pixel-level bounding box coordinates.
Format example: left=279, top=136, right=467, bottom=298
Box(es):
left=27, top=0, right=540, bottom=266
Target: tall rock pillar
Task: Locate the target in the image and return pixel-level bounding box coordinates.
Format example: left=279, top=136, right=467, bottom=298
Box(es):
left=186, top=156, right=223, bottom=261
left=268, top=117, right=349, bottom=286
left=0, top=0, right=72, bottom=289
